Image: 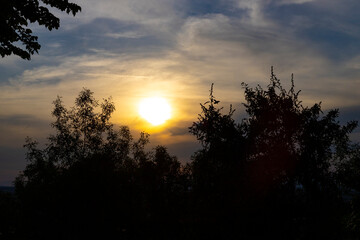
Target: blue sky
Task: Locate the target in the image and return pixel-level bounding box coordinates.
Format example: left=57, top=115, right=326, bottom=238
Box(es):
left=0, top=0, right=360, bottom=185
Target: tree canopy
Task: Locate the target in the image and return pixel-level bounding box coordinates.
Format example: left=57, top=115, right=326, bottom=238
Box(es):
left=0, top=0, right=81, bottom=60
left=1, top=69, right=359, bottom=239
left=189, top=68, right=359, bottom=238
left=13, top=89, right=185, bottom=239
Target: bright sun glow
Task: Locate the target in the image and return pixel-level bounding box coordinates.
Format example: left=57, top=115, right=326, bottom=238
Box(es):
left=138, top=97, right=172, bottom=126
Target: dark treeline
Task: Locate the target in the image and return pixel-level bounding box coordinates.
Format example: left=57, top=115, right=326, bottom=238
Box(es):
left=1, top=68, right=360, bottom=239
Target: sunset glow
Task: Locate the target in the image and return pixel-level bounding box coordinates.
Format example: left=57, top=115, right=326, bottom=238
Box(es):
left=138, top=97, right=171, bottom=126
left=1, top=0, right=360, bottom=188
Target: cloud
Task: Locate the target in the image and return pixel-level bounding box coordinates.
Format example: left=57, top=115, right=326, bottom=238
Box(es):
left=235, top=0, right=269, bottom=26
left=1, top=0, right=360, bottom=185
left=54, top=0, right=183, bottom=31
left=168, top=126, right=192, bottom=136
left=0, top=114, right=49, bottom=128
left=0, top=114, right=50, bottom=148
left=276, top=0, right=314, bottom=5
left=106, top=31, right=146, bottom=39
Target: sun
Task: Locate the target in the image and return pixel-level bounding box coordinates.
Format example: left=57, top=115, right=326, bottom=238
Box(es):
left=138, top=97, right=172, bottom=126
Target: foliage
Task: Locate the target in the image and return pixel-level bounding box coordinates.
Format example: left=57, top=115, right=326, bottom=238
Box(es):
left=14, top=89, right=184, bottom=239
left=0, top=0, right=81, bottom=60
left=189, top=67, right=359, bottom=238
left=8, top=68, right=360, bottom=239
left=0, top=190, right=19, bottom=239
left=190, top=84, right=241, bottom=150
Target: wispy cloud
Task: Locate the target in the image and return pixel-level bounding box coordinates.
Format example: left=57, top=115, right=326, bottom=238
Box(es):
left=1, top=0, right=360, bottom=185
left=106, top=31, right=146, bottom=39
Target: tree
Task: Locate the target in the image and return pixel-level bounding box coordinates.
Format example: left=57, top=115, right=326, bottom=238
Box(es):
left=0, top=190, right=19, bottom=239
left=241, top=68, right=359, bottom=238
left=15, top=89, right=129, bottom=239
left=0, top=0, right=81, bottom=60
left=189, top=67, right=359, bottom=238
left=15, top=89, right=184, bottom=239
left=189, top=84, right=246, bottom=239
left=13, top=70, right=360, bottom=239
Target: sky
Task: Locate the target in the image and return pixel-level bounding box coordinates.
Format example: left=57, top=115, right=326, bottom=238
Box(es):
left=1, top=0, right=360, bottom=186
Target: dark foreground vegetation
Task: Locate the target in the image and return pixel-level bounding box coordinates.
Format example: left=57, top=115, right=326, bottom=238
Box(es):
left=0, top=0, right=81, bottom=60
left=1, top=69, right=360, bottom=239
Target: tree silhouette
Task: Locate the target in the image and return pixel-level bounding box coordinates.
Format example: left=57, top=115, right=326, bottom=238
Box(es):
left=0, top=190, right=19, bottom=239
left=241, top=68, right=358, bottom=238
left=189, top=67, right=359, bottom=238
left=189, top=84, right=246, bottom=239
left=12, top=69, right=360, bottom=239
left=15, top=89, right=184, bottom=239
left=0, top=0, right=81, bottom=60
